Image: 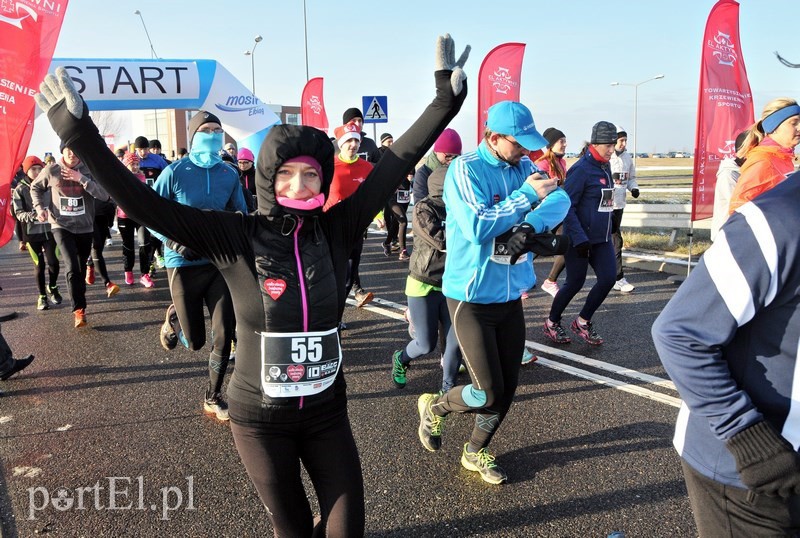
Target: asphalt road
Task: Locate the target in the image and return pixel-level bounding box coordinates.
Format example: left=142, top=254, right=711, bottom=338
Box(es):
left=0, top=233, right=695, bottom=537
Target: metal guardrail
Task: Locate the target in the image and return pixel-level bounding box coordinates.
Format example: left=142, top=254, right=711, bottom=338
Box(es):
left=621, top=203, right=710, bottom=230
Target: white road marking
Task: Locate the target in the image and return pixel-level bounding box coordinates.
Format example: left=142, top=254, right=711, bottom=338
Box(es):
left=352, top=297, right=681, bottom=406
left=0, top=415, right=12, bottom=424
left=13, top=466, right=42, bottom=478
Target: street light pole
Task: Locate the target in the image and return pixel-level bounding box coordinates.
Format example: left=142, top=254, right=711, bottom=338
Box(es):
left=244, top=35, right=263, bottom=98
left=610, top=74, right=665, bottom=165
left=303, top=0, right=309, bottom=82
left=134, top=9, right=160, bottom=140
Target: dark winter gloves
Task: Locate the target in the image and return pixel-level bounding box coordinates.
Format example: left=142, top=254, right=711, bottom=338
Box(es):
left=506, top=223, right=571, bottom=265
left=574, top=242, right=591, bottom=258
left=631, top=188, right=640, bottom=198
left=165, top=239, right=201, bottom=262
left=727, top=421, right=800, bottom=498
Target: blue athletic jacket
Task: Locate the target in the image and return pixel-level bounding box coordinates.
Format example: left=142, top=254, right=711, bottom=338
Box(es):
left=653, top=171, right=800, bottom=488
left=150, top=158, right=247, bottom=268
left=442, top=142, right=570, bottom=304
left=562, top=149, right=614, bottom=245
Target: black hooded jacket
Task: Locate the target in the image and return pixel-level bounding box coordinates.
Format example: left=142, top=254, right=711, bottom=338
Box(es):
left=45, top=70, right=466, bottom=412
left=408, top=164, right=448, bottom=286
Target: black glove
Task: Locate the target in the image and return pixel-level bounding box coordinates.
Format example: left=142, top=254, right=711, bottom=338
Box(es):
left=631, top=188, right=640, bottom=198
left=506, top=224, right=571, bottom=264
left=506, top=223, right=535, bottom=265
left=574, top=242, right=591, bottom=258
left=165, top=239, right=201, bottom=262
left=727, top=421, right=800, bottom=498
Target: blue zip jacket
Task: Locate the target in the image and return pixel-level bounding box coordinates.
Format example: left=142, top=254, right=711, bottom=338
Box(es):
left=442, top=142, right=570, bottom=304
left=150, top=158, right=247, bottom=268
left=653, top=171, right=800, bottom=488
left=562, top=149, right=613, bottom=245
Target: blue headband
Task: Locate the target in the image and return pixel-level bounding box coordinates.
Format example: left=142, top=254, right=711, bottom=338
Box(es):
left=762, top=104, right=800, bottom=134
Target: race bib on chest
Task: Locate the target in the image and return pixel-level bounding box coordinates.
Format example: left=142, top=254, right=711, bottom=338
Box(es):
left=490, top=226, right=529, bottom=265
left=598, top=188, right=614, bottom=212
left=260, top=327, right=342, bottom=398
left=396, top=190, right=410, bottom=203
left=59, top=196, right=85, bottom=217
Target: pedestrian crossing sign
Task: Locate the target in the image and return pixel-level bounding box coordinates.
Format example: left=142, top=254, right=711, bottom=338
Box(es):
left=362, top=95, right=388, bottom=123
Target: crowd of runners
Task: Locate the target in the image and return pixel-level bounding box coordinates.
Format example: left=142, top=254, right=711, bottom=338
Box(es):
left=2, top=32, right=800, bottom=537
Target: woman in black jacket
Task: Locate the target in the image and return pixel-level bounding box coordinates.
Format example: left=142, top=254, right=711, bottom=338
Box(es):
left=36, top=34, right=469, bottom=537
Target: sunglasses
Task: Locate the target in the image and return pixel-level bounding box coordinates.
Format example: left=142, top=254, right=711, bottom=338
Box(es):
left=499, top=135, right=524, bottom=150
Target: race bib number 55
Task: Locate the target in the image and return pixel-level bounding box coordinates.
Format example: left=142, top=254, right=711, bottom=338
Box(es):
left=259, top=327, right=342, bottom=398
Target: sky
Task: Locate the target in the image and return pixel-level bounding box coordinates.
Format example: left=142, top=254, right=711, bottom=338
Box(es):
left=26, top=0, right=800, bottom=156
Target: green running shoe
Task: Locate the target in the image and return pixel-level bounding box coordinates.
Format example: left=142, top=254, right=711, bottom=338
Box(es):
left=460, top=444, right=507, bottom=485
left=417, top=393, right=445, bottom=451
left=392, top=350, right=408, bottom=388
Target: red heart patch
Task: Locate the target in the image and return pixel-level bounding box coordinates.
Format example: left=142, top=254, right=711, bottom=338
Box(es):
left=287, top=364, right=305, bottom=382
left=264, top=279, right=286, bottom=300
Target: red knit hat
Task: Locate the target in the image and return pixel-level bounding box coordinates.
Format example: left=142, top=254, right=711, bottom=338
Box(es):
left=22, top=156, right=44, bottom=174
left=334, top=123, right=361, bottom=147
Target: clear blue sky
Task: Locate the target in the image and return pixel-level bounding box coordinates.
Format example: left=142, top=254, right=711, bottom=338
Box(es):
left=31, top=0, right=799, bottom=154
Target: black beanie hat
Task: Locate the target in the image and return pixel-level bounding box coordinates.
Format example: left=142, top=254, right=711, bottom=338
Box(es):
left=380, top=133, right=393, bottom=144
left=149, top=139, right=162, bottom=149
left=542, top=127, right=566, bottom=148
left=134, top=136, right=149, bottom=149
left=342, top=107, right=363, bottom=124
left=59, top=140, right=67, bottom=153
left=591, top=121, right=617, bottom=144
left=187, top=111, right=222, bottom=147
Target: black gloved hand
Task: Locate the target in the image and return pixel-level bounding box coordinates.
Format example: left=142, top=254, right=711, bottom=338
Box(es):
left=506, top=225, right=571, bottom=264
left=506, top=223, right=535, bottom=265
left=574, top=242, right=591, bottom=258
left=631, top=188, right=640, bottom=198
left=727, top=421, right=800, bottom=498
left=166, top=239, right=201, bottom=262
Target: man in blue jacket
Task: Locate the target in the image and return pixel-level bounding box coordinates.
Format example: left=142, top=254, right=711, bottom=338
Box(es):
left=417, top=100, right=570, bottom=484
left=653, top=171, right=800, bottom=535
left=152, top=111, right=247, bottom=422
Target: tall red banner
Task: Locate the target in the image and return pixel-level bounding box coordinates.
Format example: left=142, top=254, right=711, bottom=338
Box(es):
left=477, top=43, right=526, bottom=144
left=301, top=77, right=328, bottom=133
left=0, top=1, right=69, bottom=247
left=691, top=0, right=754, bottom=221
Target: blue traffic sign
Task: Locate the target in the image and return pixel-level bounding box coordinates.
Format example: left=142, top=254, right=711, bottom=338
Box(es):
left=362, top=95, right=388, bottom=123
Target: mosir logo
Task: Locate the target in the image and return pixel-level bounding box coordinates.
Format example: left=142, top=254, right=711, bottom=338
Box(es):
left=709, top=31, right=737, bottom=67
left=1, top=0, right=62, bottom=28
left=488, top=67, right=518, bottom=95
left=306, top=95, right=323, bottom=115
left=215, top=94, right=264, bottom=116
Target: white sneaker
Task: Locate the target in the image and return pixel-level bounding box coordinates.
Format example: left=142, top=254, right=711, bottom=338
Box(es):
left=613, top=277, right=635, bottom=293
left=541, top=279, right=559, bottom=297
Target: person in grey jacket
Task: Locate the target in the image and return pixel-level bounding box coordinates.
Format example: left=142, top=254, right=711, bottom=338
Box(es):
left=31, top=144, right=112, bottom=328
left=13, top=156, right=61, bottom=311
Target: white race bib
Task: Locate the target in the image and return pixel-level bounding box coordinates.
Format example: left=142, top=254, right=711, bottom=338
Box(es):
left=598, top=188, right=614, bottom=212
left=59, top=196, right=85, bottom=217
left=259, top=327, right=342, bottom=398
left=396, top=190, right=410, bottom=204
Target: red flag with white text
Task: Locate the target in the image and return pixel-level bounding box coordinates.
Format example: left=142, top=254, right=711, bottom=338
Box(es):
left=0, top=0, right=70, bottom=247
left=301, top=77, right=328, bottom=133
left=477, top=43, right=525, bottom=145
left=691, top=0, right=754, bottom=221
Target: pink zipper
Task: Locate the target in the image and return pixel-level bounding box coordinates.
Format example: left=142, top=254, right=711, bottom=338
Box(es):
left=293, top=217, right=307, bottom=409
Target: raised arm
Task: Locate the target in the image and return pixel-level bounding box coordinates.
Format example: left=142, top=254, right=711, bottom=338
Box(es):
left=329, top=34, right=470, bottom=238
left=35, top=68, right=250, bottom=262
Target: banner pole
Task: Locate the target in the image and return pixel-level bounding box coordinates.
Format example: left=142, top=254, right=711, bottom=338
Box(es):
left=687, top=221, right=694, bottom=277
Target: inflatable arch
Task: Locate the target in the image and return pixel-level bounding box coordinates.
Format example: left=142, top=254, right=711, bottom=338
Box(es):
left=47, top=58, right=281, bottom=157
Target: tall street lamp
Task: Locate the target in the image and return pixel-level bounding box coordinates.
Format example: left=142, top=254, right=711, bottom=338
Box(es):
left=134, top=9, right=160, bottom=139
left=244, top=35, right=263, bottom=97
left=610, top=74, right=665, bottom=164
